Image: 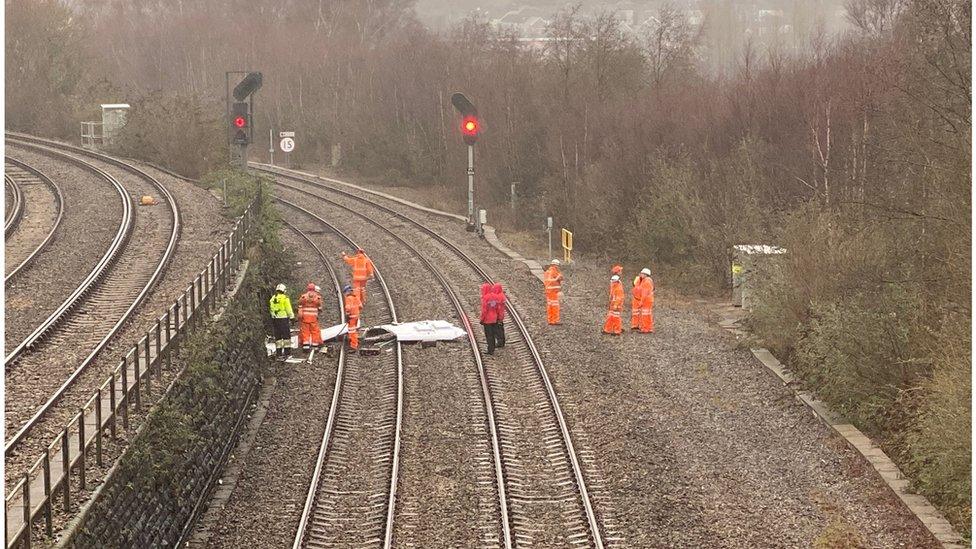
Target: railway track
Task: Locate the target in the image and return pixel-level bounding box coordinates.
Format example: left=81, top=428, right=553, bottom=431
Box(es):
left=267, top=169, right=605, bottom=547
left=4, top=135, right=182, bottom=459
left=4, top=171, right=23, bottom=236
left=3, top=158, right=65, bottom=282
left=280, top=200, right=404, bottom=548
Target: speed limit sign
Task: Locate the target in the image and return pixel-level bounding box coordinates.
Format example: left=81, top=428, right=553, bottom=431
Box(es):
left=279, top=137, right=295, bottom=152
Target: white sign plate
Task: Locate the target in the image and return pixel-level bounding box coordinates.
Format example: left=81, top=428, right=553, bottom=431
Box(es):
left=279, top=137, right=295, bottom=152
left=279, top=131, right=295, bottom=137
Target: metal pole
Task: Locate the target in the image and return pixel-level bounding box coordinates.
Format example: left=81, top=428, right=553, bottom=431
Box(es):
left=511, top=182, right=517, bottom=211
left=467, top=144, right=475, bottom=229
left=269, top=128, right=274, bottom=165
left=547, top=216, right=553, bottom=261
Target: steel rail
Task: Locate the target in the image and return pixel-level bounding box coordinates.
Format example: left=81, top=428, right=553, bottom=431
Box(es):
left=278, top=199, right=403, bottom=549
left=277, top=192, right=514, bottom=548
left=4, top=157, right=66, bottom=283
left=4, top=172, right=24, bottom=236
left=3, top=141, right=133, bottom=368
left=263, top=166, right=604, bottom=548
left=4, top=136, right=182, bottom=457
left=280, top=216, right=348, bottom=549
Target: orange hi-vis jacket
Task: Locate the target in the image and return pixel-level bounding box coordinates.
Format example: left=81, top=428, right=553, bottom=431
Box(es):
left=344, top=292, right=362, bottom=320
left=636, top=276, right=654, bottom=307
left=343, top=252, right=375, bottom=282
left=608, top=281, right=624, bottom=311
left=298, top=291, right=322, bottom=321
left=543, top=266, right=563, bottom=295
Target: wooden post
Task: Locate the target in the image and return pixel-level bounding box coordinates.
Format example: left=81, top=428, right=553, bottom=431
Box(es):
left=22, top=474, right=31, bottom=549
left=78, top=411, right=86, bottom=490
left=42, top=451, right=52, bottom=536
left=144, top=332, right=152, bottom=397
left=133, top=349, right=141, bottom=410
left=121, top=361, right=129, bottom=430
left=61, top=433, right=70, bottom=510
left=94, top=392, right=103, bottom=466
left=109, top=371, right=117, bottom=439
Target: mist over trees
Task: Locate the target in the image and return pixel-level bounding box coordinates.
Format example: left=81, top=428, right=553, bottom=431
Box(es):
left=5, top=0, right=971, bottom=534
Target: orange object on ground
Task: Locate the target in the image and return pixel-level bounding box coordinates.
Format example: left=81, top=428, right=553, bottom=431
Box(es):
left=140, top=195, right=157, bottom=206
left=344, top=291, right=362, bottom=349
left=298, top=290, right=323, bottom=348
left=343, top=250, right=374, bottom=304
left=636, top=275, right=655, bottom=333
left=543, top=265, right=563, bottom=325
left=602, top=279, right=624, bottom=334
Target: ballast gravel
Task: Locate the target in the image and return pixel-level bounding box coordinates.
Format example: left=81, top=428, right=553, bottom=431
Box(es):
left=294, top=171, right=939, bottom=548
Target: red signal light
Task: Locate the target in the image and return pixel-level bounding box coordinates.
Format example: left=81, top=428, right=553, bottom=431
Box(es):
left=234, top=116, right=247, bottom=128
left=461, top=117, right=478, bottom=135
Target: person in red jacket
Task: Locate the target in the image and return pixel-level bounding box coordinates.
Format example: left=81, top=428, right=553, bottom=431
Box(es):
left=491, top=283, right=506, bottom=348
left=480, top=283, right=500, bottom=355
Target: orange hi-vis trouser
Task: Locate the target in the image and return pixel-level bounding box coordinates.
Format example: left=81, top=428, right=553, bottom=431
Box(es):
left=631, top=299, right=640, bottom=329
left=347, top=315, right=360, bottom=349
left=298, top=307, right=322, bottom=348
left=353, top=280, right=367, bottom=305
left=639, top=299, right=654, bottom=333
left=603, top=309, right=622, bottom=334
left=546, top=290, right=560, bottom=324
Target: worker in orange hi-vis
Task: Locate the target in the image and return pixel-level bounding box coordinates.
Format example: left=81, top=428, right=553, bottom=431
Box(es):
left=297, top=283, right=323, bottom=351
left=636, top=267, right=655, bottom=333
left=543, top=259, right=564, bottom=325
left=341, top=247, right=375, bottom=305
left=343, top=284, right=362, bottom=350
left=630, top=274, right=641, bottom=331
left=602, top=274, right=624, bottom=335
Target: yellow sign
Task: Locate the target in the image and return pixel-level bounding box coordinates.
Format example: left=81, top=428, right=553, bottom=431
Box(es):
left=561, top=228, right=573, bottom=263
left=731, top=263, right=744, bottom=276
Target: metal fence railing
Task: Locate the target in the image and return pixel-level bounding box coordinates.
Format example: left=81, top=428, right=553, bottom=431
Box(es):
left=4, top=202, right=256, bottom=549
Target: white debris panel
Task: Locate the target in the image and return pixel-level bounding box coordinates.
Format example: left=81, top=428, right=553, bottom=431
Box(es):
left=364, top=320, right=467, bottom=342
left=265, top=320, right=465, bottom=356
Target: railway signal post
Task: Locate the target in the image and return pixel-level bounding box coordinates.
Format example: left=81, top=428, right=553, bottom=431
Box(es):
left=451, top=92, right=481, bottom=234
left=225, top=71, right=263, bottom=168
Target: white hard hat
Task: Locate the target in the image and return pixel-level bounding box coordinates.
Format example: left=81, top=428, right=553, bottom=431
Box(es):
left=275, top=283, right=286, bottom=292
left=314, top=285, right=321, bottom=293
left=641, top=268, right=651, bottom=276
left=611, top=275, right=620, bottom=282
left=551, top=259, right=560, bottom=265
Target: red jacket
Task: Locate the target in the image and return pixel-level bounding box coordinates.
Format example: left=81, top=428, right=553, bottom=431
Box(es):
left=492, top=283, right=506, bottom=321
left=480, top=283, right=499, bottom=324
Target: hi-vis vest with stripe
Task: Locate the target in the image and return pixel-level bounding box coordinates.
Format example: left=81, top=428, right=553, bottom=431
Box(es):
left=269, top=293, right=294, bottom=319
left=544, top=268, right=562, bottom=292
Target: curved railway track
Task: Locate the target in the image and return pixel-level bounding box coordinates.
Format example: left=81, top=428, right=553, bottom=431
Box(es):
left=4, top=157, right=66, bottom=282
left=4, top=172, right=24, bottom=236
left=4, top=135, right=182, bottom=458
left=267, top=169, right=605, bottom=547
left=280, top=200, right=404, bottom=548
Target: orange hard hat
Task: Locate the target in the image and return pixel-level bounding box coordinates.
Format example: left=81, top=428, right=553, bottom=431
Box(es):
left=307, top=283, right=316, bottom=291
left=611, top=265, right=623, bottom=275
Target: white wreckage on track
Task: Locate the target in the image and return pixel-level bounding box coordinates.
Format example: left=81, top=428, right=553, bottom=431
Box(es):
left=266, top=319, right=466, bottom=357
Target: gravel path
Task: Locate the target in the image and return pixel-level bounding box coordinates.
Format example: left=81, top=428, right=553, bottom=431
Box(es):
left=271, top=168, right=939, bottom=548
left=4, top=146, right=121, bottom=350
left=4, top=158, right=231, bottom=488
